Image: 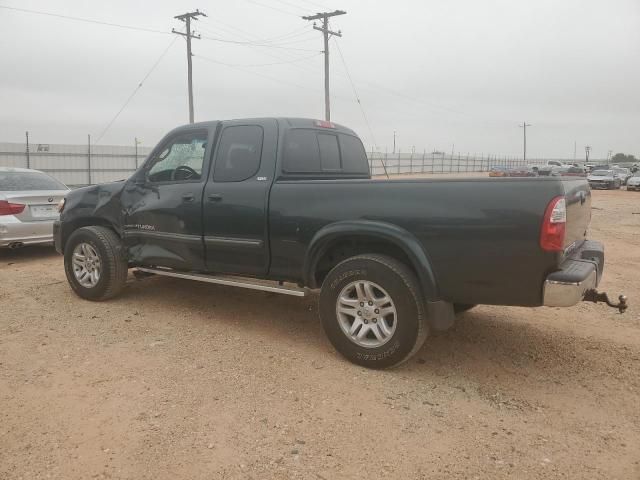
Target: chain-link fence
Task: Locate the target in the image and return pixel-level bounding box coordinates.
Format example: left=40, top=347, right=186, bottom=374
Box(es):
left=368, top=151, right=546, bottom=176
left=2, top=140, right=576, bottom=186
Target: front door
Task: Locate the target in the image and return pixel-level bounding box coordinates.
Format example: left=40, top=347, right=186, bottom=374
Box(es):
left=202, top=119, right=278, bottom=276
left=122, top=128, right=211, bottom=271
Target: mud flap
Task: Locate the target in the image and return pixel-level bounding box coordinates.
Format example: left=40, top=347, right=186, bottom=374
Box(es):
left=427, top=300, right=456, bottom=332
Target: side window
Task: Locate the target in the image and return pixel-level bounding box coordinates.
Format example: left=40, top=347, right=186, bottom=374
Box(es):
left=318, top=133, right=341, bottom=171
left=213, top=125, right=263, bottom=182
left=339, top=134, right=369, bottom=174
left=283, top=129, right=320, bottom=172
left=147, top=132, right=207, bottom=183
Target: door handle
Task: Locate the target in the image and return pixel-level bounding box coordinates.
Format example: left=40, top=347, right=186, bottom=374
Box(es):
left=182, top=193, right=195, bottom=202
left=208, top=193, right=223, bottom=202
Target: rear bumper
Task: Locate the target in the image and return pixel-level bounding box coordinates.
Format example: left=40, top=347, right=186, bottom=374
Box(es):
left=543, top=240, right=604, bottom=307
left=0, top=217, right=55, bottom=247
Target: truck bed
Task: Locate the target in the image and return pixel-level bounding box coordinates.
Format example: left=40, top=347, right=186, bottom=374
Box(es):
left=268, top=176, right=591, bottom=306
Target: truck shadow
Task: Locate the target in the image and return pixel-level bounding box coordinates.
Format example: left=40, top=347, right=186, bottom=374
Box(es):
left=121, top=276, right=637, bottom=395
left=0, top=245, right=59, bottom=264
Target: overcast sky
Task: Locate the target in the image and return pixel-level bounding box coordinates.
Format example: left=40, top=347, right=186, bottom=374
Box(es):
left=0, top=0, right=638, bottom=159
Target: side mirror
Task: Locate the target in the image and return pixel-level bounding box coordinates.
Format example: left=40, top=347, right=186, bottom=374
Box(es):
left=133, top=171, right=148, bottom=185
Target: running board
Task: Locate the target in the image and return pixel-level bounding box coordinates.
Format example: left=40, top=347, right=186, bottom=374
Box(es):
left=135, top=267, right=308, bottom=297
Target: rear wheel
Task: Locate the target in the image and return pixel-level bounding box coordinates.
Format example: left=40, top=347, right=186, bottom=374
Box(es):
left=319, top=254, right=428, bottom=369
left=64, top=226, right=128, bottom=301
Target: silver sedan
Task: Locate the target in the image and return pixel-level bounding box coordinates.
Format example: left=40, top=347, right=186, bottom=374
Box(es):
left=0, top=167, right=69, bottom=248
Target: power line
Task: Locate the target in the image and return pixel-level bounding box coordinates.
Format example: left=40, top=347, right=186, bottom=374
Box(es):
left=202, top=53, right=322, bottom=68
left=195, top=54, right=320, bottom=93
left=242, top=0, right=302, bottom=17
left=95, top=37, right=178, bottom=144
left=333, top=38, right=388, bottom=178
left=199, top=34, right=320, bottom=52
left=197, top=20, right=324, bottom=74
left=0, top=5, right=170, bottom=35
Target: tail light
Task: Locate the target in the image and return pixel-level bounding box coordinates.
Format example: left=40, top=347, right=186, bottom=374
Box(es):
left=0, top=200, right=26, bottom=216
left=540, top=196, right=566, bottom=251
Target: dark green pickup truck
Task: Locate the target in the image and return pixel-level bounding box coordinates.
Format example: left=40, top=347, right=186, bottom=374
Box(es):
left=54, top=118, right=626, bottom=368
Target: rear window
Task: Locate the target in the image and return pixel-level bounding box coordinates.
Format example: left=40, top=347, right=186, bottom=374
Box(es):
left=283, top=129, right=369, bottom=175
left=0, top=171, right=67, bottom=191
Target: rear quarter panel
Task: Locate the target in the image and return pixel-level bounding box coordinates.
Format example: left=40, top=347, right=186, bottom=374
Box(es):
left=269, top=177, right=568, bottom=306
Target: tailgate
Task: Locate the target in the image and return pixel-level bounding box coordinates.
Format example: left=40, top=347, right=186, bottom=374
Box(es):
left=562, top=180, right=591, bottom=250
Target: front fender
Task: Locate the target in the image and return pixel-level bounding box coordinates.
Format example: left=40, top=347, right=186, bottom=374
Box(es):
left=304, top=220, right=439, bottom=302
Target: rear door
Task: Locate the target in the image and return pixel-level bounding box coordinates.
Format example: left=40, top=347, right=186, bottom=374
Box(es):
left=202, top=119, right=278, bottom=276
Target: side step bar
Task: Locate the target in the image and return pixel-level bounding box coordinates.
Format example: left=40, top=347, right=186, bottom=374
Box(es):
left=135, top=267, right=308, bottom=297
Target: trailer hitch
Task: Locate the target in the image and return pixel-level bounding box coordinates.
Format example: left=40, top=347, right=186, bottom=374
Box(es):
left=583, top=289, right=628, bottom=313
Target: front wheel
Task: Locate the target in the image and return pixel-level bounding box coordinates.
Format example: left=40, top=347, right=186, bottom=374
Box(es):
left=64, top=226, right=128, bottom=301
left=319, top=254, right=428, bottom=369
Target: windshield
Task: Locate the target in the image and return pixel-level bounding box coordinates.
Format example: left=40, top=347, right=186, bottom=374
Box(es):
left=591, top=171, right=611, bottom=176
left=613, top=168, right=630, bottom=174
left=0, top=171, right=67, bottom=191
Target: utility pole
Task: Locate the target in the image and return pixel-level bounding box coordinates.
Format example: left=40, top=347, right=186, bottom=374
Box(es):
left=135, top=137, right=142, bottom=169
left=25, top=131, right=30, bottom=169
left=393, top=130, right=396, bottom=154
left=302, top=10, right=346, bottom=121
left=573, top=140, right=576, bottom=161
left=173, top=10, right=206, bottom=124
left=519, top=122, right=532, bottom=162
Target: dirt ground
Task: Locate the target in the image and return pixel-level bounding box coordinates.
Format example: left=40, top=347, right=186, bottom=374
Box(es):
left=1, top=188, right=639, bottom=480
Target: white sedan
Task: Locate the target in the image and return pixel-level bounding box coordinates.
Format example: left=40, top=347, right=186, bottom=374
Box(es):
left=0, top=167, right=69, bottom=248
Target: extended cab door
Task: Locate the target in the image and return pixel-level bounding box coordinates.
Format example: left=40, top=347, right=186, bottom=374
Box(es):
left=121, top=128, right=212, bottom=271
left=202, top=119, right=278, bottom=276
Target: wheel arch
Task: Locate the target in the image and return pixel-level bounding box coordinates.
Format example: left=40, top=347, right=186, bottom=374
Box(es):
left=304, top=220, right=439, bottom=302
left=61, top=217, right=120, bottom=253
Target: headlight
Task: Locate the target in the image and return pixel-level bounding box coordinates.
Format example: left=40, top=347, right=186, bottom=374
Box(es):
left=57, top=198, right=66, bottom=213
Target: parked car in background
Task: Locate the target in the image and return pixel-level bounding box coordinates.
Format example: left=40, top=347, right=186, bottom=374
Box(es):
left=507, top=166, right=537, bottom=177
left=538, top=160, right=572, bottom=176
left=587, top=170, right=621, bottom=190
left=612, top=167, right=632, bottom=185
left=563, top=166, right=587, bottom=177
left=626, top=172, right=640, bottom=191
left=488, top=166, right=509, bottom=177
left=0, top=167, right=69, bottom=248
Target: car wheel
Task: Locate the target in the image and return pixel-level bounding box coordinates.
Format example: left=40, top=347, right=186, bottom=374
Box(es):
left=319, top=254, right=428, bottom=369
left=64, top=226, right=128, bottom=301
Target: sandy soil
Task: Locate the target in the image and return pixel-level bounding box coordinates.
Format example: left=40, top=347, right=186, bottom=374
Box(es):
left=1, top=188, right=639, bottom=480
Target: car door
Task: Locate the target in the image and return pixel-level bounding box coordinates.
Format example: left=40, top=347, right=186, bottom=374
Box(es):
left=121, top=128, right=212, bottom=271
left=202, top=119, right=278, bottom=276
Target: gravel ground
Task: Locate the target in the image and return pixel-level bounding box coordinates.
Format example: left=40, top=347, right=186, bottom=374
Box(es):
left=1, top=188, right=639, bottom=480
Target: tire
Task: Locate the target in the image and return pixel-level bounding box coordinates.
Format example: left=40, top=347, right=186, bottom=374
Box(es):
left=64, top=226, right=128, bottom=301
left=454, top=303, right=477, bottom=314
left=319, top=254, right=428, bottom=369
